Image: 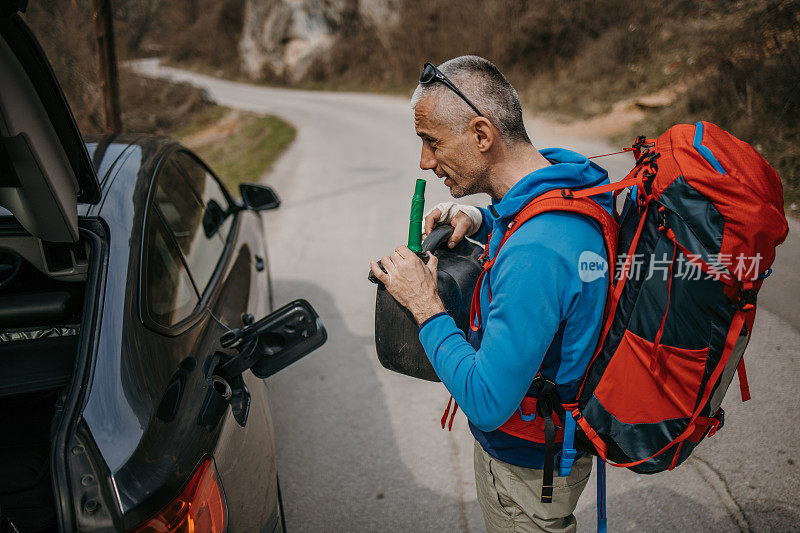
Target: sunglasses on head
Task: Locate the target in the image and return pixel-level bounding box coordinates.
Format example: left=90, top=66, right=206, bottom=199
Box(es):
left=419, top=62, right=484, bottom=117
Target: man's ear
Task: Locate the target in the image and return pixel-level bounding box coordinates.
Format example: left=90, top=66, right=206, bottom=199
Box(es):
left=470, top=117, right=495, bottom=153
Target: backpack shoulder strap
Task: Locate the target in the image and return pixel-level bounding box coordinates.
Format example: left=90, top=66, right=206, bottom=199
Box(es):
left=486, top=189, right=622, bottom=505
left=472, top=183, right=625, bottom=332
left=491, top=189, right=621, bottom=278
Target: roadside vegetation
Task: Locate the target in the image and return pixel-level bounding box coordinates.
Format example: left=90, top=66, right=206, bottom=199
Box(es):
left=22, top=0, right=295, bottom=194
left=176, top=109, right=296, bottom=193
left=321, top=0, right=800, bottom=215
left=23, top=1, right=211, bottom=135
left=21, top=0, right=798, bottom=214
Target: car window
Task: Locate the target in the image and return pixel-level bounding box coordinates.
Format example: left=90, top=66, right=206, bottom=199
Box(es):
left=173, top=152, right=233, bottom=245
left=153, top=153, right=231, bottom=294
left=144, top=208, right=199, bottom=327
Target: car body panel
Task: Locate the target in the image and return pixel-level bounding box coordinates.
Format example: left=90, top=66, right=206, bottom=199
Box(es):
left=1, top=8, right=293, bottom=529
left=76, top=136, right=277, bottom=529
left=80, top=138, right=152, bottom=475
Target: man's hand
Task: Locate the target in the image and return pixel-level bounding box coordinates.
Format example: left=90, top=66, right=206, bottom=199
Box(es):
left=423, top=203, right=482, bottom=248
left=370, top=246, right=446, bottom=325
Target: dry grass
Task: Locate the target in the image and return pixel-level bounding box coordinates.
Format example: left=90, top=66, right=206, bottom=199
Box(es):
left=605, top=1, right=800, bottom=216
left=22, top=0, right=217, bottom=136
left=315, top=0, right=636, bottom=91
left=150, top=0, right=245, bottom=77
left=22, top=0, right=295, bottom=198
left=179, top=110, right=296, bottom=194
left=20, top=0, right=799, bottom=214
left=311, top=0, right=800, bottom=216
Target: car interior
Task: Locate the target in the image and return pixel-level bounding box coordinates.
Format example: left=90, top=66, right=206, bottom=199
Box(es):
left=0, top=13, right=104, bottom=531
left=0, top=238, right=90, bottom=531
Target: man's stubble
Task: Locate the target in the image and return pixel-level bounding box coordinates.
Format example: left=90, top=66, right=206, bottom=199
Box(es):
left=447, top=144, right=491, bottom=199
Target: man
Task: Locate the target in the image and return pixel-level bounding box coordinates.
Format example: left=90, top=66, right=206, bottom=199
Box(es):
left=369, top=56, right=611, bottom=532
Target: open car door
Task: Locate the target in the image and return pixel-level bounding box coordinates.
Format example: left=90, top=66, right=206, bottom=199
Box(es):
left=0, top=5, right=101, bottom=243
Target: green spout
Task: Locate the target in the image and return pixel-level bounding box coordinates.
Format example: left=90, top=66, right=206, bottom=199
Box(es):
left=408, top=179, right=426, bottom=253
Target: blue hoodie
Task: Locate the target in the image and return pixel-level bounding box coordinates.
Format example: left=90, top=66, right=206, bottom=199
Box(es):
left=418, top=148, right=612, bottom=469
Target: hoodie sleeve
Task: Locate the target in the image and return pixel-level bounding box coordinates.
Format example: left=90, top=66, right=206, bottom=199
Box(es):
left=418, top=218, right=580, bottom=432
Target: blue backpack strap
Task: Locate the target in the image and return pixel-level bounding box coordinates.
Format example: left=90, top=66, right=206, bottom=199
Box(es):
left=559, top=410, right=577, bottom=476
left=597, top=457, right=607, bottom=533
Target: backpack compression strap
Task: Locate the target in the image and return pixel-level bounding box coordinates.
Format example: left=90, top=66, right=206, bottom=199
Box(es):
left=573, top=305, right=751, bottom=468
left=536, top=378, right=565, bottom=503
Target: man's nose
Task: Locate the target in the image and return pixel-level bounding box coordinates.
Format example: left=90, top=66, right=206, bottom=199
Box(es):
left=419, top=145, right=437, bottom=171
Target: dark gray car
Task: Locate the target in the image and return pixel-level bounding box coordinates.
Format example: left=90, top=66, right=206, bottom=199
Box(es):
left=0, top=8, right=325, bottom=532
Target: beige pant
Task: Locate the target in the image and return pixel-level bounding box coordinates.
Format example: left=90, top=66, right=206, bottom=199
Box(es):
left=474, top=440, right=592, bottom=533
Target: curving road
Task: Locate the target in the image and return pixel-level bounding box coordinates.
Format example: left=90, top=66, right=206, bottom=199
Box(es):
left=134, top=59, right=800, bottom=532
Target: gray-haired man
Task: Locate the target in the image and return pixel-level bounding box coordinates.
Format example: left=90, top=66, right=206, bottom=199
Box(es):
left=370, top=56, right=611, bottom=532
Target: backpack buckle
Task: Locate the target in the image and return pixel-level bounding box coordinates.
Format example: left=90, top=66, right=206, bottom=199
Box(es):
left=636, top=150, right=661, bottom=166
left=559, top=411, right=578, bottom=477
left=711, top=408, right=725, bottom=437
left=738, top=287, right=757, bottom=311
left=633, top=135, right=653, bottom=150
left=657, top=206, right=668, bottom=231
left=561, top=188, right=574, bottom=199
left=560, top=447, right=577, bottom=476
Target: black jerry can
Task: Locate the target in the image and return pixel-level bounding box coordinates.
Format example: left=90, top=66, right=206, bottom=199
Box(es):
left=373, top=225, right=483, bottom=381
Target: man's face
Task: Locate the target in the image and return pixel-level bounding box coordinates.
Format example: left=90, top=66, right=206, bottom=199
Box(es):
left=414, top=96, right=489, bottom=198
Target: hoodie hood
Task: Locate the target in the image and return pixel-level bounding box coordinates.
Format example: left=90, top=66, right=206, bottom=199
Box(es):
left=490, top=148, right=613, bottom=220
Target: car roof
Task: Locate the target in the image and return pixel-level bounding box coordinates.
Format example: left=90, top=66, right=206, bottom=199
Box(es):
left=79, top=134, right=177, bottom=216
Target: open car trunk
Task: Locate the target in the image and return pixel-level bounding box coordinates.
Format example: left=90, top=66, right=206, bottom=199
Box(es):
left=0, top=8, right=105, bottom=529
left=0, top=225, right=103, bottom=532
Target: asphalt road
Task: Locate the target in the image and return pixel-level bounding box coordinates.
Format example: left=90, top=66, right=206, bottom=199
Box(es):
left=134, top=59, right=800, bottom=532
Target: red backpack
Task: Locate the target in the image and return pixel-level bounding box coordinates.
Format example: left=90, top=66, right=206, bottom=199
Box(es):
left=455, top=121, right=788, bottom=527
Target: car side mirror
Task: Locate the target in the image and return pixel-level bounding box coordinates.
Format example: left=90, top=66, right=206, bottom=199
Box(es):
left=218, top=299, right=326, bottom=379
left=202, top=199, right=230, bottom=238
left=240, top=183, right=280, bottom=211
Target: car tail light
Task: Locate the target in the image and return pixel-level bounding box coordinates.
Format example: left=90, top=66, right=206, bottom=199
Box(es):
left=130, top=456, right=227, bottom=532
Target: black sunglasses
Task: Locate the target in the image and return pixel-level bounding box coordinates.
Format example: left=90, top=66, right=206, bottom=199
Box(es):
left=419, top=62, right=484, bottom=117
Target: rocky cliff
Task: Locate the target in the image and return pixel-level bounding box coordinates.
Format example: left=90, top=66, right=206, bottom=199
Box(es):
left=239, top=0, right=398, bottom=83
